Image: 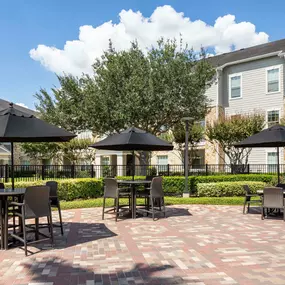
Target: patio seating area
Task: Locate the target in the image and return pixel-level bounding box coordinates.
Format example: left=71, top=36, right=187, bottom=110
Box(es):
left=1, top=205, right=285, bottom=285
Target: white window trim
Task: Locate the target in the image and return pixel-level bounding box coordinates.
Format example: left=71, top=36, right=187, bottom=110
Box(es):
left=229, top=73, right=242, bottom=100
left=265, top=149, right=279, bottom=173
left=266, top=65, right=281, bottom=95
left=266, top=108, right=281, bottom=128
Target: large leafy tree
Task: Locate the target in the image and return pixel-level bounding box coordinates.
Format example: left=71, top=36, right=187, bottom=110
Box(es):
left=206, top=113, right=265, bottom=166
left=35, top=39, right=215, bottom=136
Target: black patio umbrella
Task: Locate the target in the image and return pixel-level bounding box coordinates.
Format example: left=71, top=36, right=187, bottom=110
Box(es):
left=0, top=103, right=76, bottom=189
left=234, top=124, right=285, bottom=183
left=90, top=127, right=173, bottom=179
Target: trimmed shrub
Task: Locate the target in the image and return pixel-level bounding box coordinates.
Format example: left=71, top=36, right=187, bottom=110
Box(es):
left=197, top=181, right=265, bottom=197
left=4, top=178, right=103, bottom=201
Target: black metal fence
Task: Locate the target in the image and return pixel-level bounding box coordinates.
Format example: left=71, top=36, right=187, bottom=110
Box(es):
left=0, top=163, right=283, bottom=183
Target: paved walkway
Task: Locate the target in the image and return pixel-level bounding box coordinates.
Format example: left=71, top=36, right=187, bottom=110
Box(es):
left=1, top=205, right=285, bottom=285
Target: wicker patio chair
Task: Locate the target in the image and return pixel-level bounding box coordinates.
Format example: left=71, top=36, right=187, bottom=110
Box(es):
left=243, top=184, right=262, bottom=214
left=262, top=187, right=285, bottom=221
left=102, top=178, right=131, bottom=221
left=10, top=186, right=54, bottom=255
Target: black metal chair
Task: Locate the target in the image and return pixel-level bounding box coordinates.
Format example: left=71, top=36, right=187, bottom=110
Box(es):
left=46, top=181, right=64, bottom=236
left=102, top=178, right=131, bottom=221
left=243, top=185, right=262, bottom=214
left=10, top=186, right=54, bottom=256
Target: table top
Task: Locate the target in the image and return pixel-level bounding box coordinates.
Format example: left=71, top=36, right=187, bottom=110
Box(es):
left=0, top=188, right=26, bottom=196
left=117, top=180, right=152, bottom=185
left=257, top=189, right=285, bottom=194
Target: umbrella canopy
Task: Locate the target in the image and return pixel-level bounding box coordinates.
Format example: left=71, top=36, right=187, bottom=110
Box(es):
left=90, top=127, right=173, bottom=179
left=0, top=104, right=76, bottom=142
left=234, top=124, right=285, bottom=183
left=90, top=127, right=173, bottom=151
left=0, top=103, right=76, bottom=188
left=234, top=125, right=285, bottom=148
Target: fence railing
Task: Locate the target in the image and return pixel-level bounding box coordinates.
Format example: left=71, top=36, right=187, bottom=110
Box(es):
left=0, top=163, right=283, bottom=183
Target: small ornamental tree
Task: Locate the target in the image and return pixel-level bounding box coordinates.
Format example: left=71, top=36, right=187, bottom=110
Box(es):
left=206, top=113, right=265, bottom=166
left=172, top=122, right=204, bottom=164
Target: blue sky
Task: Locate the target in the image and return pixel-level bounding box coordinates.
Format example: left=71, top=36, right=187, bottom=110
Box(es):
left=1, top=0, right=285, bottom=109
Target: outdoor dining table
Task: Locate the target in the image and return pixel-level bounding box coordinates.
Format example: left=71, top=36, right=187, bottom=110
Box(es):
left=117, top=180, right=151, bottom=219
left=0, top=188, right=26, bottom=250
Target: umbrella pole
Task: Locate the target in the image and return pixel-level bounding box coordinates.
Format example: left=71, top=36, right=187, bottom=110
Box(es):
left=277, top=146, right=280, bottom=184
left=11, top=142, right=14, bottom=190
left=132, top=150, right=135, bottom=181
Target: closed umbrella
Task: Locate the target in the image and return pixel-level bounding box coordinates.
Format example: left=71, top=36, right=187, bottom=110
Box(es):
left=0, top=103, right=76, bottom=189
left=234, top=124, right=285, bottom=183
left=90, top=127, right=173, bottom=179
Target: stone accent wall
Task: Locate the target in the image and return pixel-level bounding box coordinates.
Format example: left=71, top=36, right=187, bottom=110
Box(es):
left=205, top=106, right=225, bottom=164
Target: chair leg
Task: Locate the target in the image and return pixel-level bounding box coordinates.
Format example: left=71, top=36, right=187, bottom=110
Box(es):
left=247, top=202, right=250, bottom=213
left=162, top=197, right=166, bottom=218
left=21, top=210, right=27, bottom=256
left=261, top=207, right=264, bottom=220
left=49, top=208, right=54, bottom=245
left=150, top=197, right=154, bottom=221
left=243, top=199, right=247, bottom=214
left=47, top=216, right=50, bottom=232
left=102, top=198, right=106, bottom=220
left=115, top=198, right=119, bottom=222
left=35, top=218, right=39, bottom=241
left=57, top=203, right=64, bottom=236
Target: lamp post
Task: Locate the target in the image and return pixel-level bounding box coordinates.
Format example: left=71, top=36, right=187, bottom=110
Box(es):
left=182, top=117, right=193, bottom=198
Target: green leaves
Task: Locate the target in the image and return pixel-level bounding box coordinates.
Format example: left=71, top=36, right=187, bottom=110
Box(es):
left=206, top=113, right=265, bottom=165
left=34, top=38, right=215, bottom=137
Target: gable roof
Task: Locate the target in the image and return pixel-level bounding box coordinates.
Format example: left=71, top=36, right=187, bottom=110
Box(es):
left=208, top=38, right=285, bottom=68
left=0, top=99, right=37, bottom=116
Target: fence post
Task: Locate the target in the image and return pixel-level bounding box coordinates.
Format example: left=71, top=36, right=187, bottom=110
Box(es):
left=247, top=164, right=250, bottom=174
left=71, top=164, right=75, bottom=179
left=5, top=164, right=8, bottom=183
left=167, top=164, right=170, bottom=176
left=91, top=164, right=94, bottom=178
left=42, top=165, right=45, bottom=180
left=205, top=164, right=208, bottom=176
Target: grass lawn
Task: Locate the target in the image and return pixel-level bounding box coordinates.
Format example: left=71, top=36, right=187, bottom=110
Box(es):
left=60, top=196, right=245, bottom=210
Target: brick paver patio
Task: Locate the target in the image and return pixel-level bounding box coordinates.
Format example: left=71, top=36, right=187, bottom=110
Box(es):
left=1, top=205, right=285, bottom=285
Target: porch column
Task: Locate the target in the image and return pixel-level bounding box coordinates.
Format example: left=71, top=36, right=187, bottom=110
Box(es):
left=95, top=155, right=101, bottom=178
left=117, top=154, right=124, bottom=177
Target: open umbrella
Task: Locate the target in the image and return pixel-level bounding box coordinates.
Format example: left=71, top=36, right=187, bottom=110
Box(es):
left=90, top=127, right=173, bottom=179
left=234, top=124, right=285, bottom=183
left=0, top=103, right=76, bottom=189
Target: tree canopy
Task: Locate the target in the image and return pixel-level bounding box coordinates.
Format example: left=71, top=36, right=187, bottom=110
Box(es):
left=206, top=113, right=265, bottom=165
left=35, top=39, right=215, bottom=136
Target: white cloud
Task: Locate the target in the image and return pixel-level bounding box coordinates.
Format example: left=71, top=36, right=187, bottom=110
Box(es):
left=30, top=5, right=269, bottom=76
left=16, top=102, right=29, bottom=109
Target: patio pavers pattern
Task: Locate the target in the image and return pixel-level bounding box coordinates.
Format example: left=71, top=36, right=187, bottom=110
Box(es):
left=1, top=205, right=285, bottom=284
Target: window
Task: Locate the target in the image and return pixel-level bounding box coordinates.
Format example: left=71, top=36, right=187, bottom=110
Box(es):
left=229, top=74, right=242, bottom=99
left=267, top=152, right=278, bottom=173
left=101, top=156, right=110, bottom=165
left=267, top=67, right=280, bottom=93
left=267, top=110, right=279, bottom=127
left=157, top=155, right=168, bottom=172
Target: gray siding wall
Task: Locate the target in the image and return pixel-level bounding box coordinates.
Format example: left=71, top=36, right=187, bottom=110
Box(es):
left=205, top=77, right=218, bottom=107
left=222, top=56, right=285, bottom=164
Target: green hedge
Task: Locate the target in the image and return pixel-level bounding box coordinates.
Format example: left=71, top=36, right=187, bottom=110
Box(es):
left=197, top=181, right=265, bottom=197
left=118, top=174, right=274, bottom=195
left=5, top=178, right=103, bottom=201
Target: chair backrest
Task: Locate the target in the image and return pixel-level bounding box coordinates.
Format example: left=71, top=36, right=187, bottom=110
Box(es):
left=0, top=182, right=4, bottom=189
left=24, top=186, right=51, bottom=218
left=146, top=176, right=154, bottom=181
left=150, top=176, right=164, bottom=198
left=46, top=181, right=58, bottom=197
left=263, top=187, right=284, bottom=208
left=243, top=185, right=251, bottom=195
left=276, top=183, right=285, bottom=189
left=104, top=178, right=118, bottom=198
